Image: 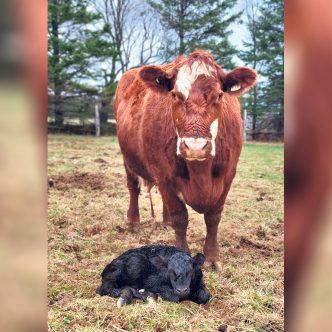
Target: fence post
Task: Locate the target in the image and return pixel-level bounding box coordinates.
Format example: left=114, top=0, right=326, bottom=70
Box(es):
left=243, top=109, right=247, bottom=143
left=95, top=102, right=100, bottom=137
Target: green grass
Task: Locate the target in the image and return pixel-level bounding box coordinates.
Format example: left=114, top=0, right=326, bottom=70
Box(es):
left=48, top=134, right=284, bottom=332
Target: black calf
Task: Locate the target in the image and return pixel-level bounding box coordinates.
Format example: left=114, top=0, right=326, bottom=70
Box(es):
left=96, top=245, right=210, bottom=306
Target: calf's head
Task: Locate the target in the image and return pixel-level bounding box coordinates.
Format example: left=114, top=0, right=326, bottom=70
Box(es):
left=139, top=51, right=257, bottom=161
left=150, top=252, right=205, bottom=298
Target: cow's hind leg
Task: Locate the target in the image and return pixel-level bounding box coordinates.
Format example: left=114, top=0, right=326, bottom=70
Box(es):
left=160, top=188, right=189, bottom=252
left=162, top=203, right=173, bottom=226
left=124, top=164, right=140, bottom=231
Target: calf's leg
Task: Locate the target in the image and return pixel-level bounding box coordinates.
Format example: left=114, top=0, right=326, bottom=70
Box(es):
left=190, top=285, right=211, bottom=304
left=158, top=286, right=180, bottom=303
left=132, top=289, right=158, bottom=303
left=117, top=287, right=134, bottom=307
left=96, top=283, right=122, bottom=297
left=117, top=288, right=157, bottom=306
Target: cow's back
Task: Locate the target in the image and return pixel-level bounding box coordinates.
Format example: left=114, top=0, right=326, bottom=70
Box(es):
left=114, top=68, right=154, bottom=181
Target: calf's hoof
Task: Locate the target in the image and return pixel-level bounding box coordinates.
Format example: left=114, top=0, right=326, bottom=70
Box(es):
left=117, top=297, right=127, bottom=308
left=147, top=294, right=158, bottom=305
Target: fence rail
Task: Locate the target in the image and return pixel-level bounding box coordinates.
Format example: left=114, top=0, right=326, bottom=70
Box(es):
left=48, top=95, right=283, bottom=140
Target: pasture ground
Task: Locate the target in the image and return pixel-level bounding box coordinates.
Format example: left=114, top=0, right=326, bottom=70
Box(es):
left=48, top=134, right=284, bottom=332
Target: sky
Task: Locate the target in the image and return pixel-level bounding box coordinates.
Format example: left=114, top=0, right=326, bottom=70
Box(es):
left=83, top=0, right=259, bottom=88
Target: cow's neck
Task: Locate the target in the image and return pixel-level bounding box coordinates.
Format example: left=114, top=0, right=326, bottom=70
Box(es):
left=184, top=158, right=214, bottom=188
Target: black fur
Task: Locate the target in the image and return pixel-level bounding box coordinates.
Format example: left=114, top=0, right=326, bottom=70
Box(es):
left=96, top=245, right=210, bottom=305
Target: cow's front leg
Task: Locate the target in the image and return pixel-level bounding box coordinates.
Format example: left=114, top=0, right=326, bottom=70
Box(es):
left=159, top=187, right=189, bottom=252
left=203, top=211, right=222, bottom=268
left=124, top=164, right=140, bottom=231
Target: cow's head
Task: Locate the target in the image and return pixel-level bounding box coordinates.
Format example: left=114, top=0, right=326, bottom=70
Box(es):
left=139, top=50, right=257, bottom=161
left=150, top=252, right=205, bottom=298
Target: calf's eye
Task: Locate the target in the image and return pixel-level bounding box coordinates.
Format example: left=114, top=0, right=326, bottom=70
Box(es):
left=170, top=270, right=177, bottom=280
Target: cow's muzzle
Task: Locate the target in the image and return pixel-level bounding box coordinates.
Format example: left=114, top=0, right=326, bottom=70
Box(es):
left=178, top=137, right=212, bottom=161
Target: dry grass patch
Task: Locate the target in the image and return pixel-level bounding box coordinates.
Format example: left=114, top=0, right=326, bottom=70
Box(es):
left=48, top=135, right=284, bottom=331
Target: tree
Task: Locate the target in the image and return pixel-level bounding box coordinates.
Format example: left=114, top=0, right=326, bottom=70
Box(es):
left=239, top=0, right=264, bottom=138
left=256, top=0, right=284, bottom=135
left=239, top=0, right=283, bottom=138
left=88, top=0, right=161, bottom=120
left=48, top=0, right=116, bottom=126
left=147, top=0, right=241, bottom=68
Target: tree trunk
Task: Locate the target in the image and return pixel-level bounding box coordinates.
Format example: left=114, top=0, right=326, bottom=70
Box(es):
left=95, top=102, right=101, bottom=137
left=252, top=85, right=258, bottom=140
left=54, top=83, right=63, bottom=127
left=51, top=0, right=64, bottom=127
left=252, top=113, right=257, bottom=140
left=178, top=0, right=185, bottom=54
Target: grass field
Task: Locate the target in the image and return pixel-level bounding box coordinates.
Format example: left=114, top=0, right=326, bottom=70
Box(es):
left=48, top=134, right=284, bottom=332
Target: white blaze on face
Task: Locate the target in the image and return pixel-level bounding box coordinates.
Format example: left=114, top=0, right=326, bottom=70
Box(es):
left=175, top=61, right=216, bottom=99
left=210, top=119, right=219, bottom=156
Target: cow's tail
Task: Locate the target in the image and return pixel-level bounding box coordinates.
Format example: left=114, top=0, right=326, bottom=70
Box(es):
left=148, top=188, right=155, bottom=220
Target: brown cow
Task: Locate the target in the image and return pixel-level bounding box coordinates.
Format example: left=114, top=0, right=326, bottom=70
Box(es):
left=114, top=50, right=257, bottom=267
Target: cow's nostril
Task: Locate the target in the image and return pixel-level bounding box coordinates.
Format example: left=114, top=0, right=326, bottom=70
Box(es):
left=183, top=138, right=208, bottom=151
left=176, top=287, right=188, bottom=293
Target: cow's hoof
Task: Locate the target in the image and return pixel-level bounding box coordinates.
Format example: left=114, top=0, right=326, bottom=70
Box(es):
left=205, top=261, right=220, bottom=272
left=162, top=218, right=173, bottom=227
left=128, top=223, right=140, bottom=233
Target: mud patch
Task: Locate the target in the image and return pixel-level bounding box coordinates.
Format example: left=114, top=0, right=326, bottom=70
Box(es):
left=236, top=236, right=278, bottom=257
left=49, top=172, right=108, bottom=191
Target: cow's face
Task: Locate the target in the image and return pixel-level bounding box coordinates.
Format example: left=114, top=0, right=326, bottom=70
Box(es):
left=139, top=55, right=257, bottom=161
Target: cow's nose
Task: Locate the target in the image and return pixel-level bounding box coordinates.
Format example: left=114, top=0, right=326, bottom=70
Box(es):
left=182, top=137, right=208, bottom=151
left=176, top=287, right=189, bottom=295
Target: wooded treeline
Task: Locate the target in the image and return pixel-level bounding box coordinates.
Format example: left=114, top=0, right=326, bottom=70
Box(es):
left=48, top=0, right=283, bottom=139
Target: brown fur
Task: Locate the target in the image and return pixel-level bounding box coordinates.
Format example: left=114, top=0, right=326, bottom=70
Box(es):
left=114, top=50, right=257, bottom=265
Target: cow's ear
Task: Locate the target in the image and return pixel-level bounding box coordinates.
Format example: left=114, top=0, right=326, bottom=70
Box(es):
left=193, top=253, right=205, bottom=268
left=150, top=255, right=168, bottom=268
left=139, top=66, right=175, bottom=93
left=222, top=67, right=257, bottom=96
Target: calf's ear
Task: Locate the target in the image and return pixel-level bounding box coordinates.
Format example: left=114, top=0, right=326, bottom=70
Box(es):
left=222, top=67, right=257, bottom=96
left=150, top=255, right=168, bottom=269
left=139, top=66, right=175, bottom=93
left=193, top=253, right=205, bottom=268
